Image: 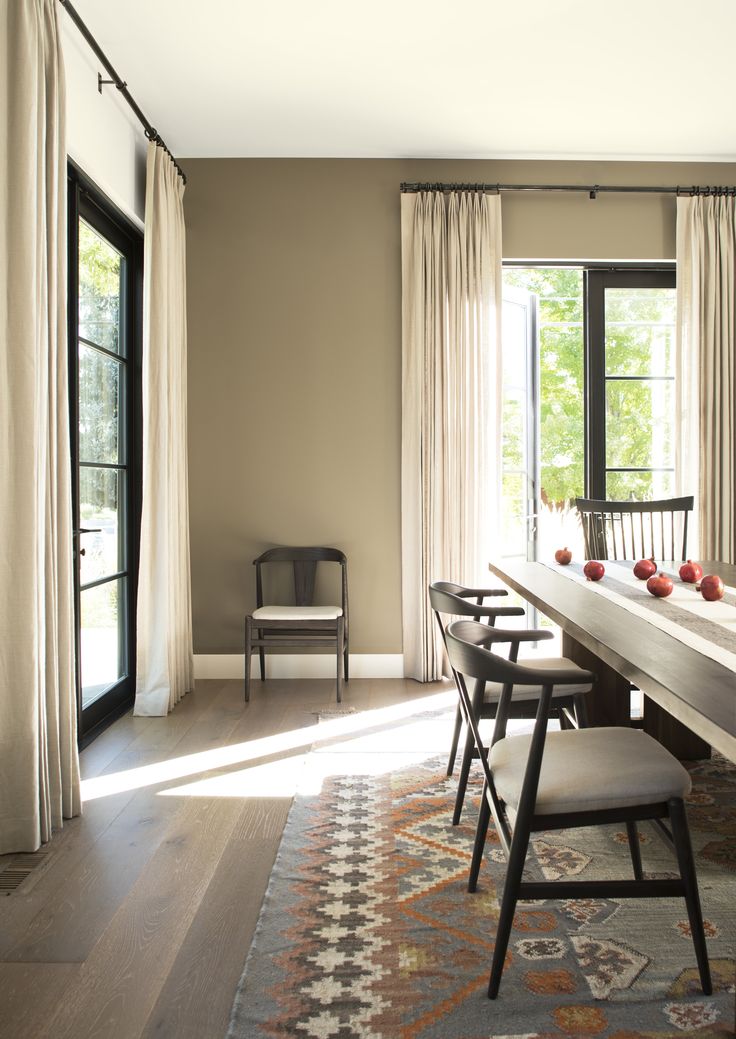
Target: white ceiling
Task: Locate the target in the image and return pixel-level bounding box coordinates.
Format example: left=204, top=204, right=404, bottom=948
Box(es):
left=69, top=0, right=736, bottom=161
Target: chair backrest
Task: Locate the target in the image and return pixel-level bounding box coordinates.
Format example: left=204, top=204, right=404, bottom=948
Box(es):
left=428, top=582, right=492, bottom=627
left=575, top=496, right=694, bottom=561
left=254, top=546, right=348, bottom=622
left=444, top=620, right=593, bottom=813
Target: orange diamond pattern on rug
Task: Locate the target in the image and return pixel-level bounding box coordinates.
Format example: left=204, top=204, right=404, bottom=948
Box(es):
left=228, top=740, right=736, bottom=1039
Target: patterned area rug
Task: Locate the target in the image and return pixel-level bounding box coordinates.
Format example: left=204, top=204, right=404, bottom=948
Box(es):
left=228, top=708, right=736, bottom=1038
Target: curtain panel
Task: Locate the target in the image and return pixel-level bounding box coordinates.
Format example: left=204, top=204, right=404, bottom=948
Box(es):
left=0, top=0, right=81, bottom=852
left=401, top=191, right=502, bottom=681
left=134, top=143, right=194, bottom=715
left=676, top=196, right=736, bottom=564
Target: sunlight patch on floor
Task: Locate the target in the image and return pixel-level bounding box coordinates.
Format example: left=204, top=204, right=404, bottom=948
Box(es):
left=80, top=689, right=456, bottom=802
left=157, top=710, right=457, bottom=799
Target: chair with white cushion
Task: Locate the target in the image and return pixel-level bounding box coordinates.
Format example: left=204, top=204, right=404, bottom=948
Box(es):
left=244, top=547, right=348, bottom=702
left=429, top=583, right=593, bottom=825
left=445, top=619, right=712, bottom=1000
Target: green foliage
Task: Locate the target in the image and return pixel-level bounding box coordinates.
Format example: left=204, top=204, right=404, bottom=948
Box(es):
left=77, top=221, right=123, bottom=512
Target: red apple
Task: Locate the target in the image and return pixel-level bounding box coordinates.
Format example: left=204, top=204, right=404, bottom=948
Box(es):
left=633, top=557, right=657, bottom=580
left=555, top=547, right=572, bottom=565
left=679, top=560, right=703, bottom=584
left=700, top=574, right=725, bottom=601
left=583, top=560, right=605, bottom=581
left=647, top=572, right=674, bottom=598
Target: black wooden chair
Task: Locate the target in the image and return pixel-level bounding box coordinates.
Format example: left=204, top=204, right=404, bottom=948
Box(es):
left=244, top=547, right=348, bottom=703
left=445, top=619, right=712, bottom=1000
left=575, top=495, right=694, bottom=561
left=429, top=581, right=522, bottom=777
left=575, top=495, right=705, bottom=747
left=429, top=582, right=592, bottom=825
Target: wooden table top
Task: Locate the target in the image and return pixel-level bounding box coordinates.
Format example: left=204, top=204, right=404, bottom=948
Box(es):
left=488, top=558, right=736, bottom=762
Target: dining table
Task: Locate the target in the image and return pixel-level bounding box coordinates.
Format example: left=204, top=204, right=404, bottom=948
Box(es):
left=488, top=558, right=736, bottom=762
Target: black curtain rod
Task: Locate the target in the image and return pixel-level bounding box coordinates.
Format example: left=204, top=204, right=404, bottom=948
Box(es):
left=58, top=0, right=186, bottom=185
left=400, top=182, right=736, bottom=198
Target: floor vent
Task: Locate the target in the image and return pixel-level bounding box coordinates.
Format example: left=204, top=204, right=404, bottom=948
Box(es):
left=0, top=854, right=47, bottom=895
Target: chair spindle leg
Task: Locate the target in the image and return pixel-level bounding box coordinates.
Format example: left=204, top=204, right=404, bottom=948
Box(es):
left=668, top=798, right=712, bottom=995
left=452, top=679, right=485, bottom=825
left=626, top=820, right=643, bottom=880
left=468, top=783, right=491, bottom=893
left=244, top=616, right=253, bottom=703
left=488, top=821, right=531, bottom=999
left=447, top=704, right=463, bottom=776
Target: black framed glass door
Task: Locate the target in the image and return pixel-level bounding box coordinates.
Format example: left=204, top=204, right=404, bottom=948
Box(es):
left=68, top=164, right=142, bottom=742
left=586, top=269, right=677, bottom=500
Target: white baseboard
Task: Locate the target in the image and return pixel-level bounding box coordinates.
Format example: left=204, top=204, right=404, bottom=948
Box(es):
left=193, top=653, right=405, bottom=680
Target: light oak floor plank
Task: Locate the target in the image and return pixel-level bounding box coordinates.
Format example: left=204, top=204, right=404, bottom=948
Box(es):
left=0, top=962, right=81, bottom=1039
left=0, top=678, right=451, bottom=1039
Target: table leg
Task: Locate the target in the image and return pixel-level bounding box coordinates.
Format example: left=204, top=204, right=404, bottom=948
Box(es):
left=561, top=632, right=631, bottom=728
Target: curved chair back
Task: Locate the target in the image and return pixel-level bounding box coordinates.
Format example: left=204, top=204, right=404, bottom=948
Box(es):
left=428, top=581, right=524, bottom=636
left=254, top=546, right=348, bottom=620
left=575, top=496, right=693, bottom=561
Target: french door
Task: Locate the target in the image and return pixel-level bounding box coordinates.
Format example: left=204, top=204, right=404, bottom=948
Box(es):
left=68, top=165, right=143, bottom=742
left=501, top=265, right=676, bottom=559
left=501, top=286, right=541, bottom=563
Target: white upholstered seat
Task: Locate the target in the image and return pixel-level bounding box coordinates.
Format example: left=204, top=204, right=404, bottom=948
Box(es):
left=252, top=605, right=342, bottom=621
left=490, top=726, right=692, bottom=815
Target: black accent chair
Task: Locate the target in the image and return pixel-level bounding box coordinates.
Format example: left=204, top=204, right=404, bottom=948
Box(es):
left=575, top=495, right=694, bottom=562
left=244, top=547, right=348, bottom=703
left=429, top=582, right=592, bottom=825
left=445, top=619, right=712, bottom=1000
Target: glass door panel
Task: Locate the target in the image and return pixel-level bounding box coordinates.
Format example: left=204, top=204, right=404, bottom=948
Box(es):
left=81, top=579, right=124, bottom=699
left=586, top=272, right=676, bottom=500
left=77, top=219, right=128, bottom=711
left=69, top=166, right=141, bottom=742
left=502, top=268, right=586, bottom=560
left=501, top=286, right=538, bottom=562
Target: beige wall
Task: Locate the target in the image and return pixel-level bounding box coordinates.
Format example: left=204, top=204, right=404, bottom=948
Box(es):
left=182, top=158, right=736, bottom=655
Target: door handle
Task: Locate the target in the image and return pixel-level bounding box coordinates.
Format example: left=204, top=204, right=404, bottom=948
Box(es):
left=75, top=528, right=102, bottom=558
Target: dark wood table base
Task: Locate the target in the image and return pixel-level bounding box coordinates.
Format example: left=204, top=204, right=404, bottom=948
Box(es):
left=562, top=632, right=711, bottom=759
left=642, top=696, right=711, bottom=760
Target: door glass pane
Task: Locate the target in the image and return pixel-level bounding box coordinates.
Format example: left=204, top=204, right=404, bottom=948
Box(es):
left=503, top=268, right=585, bottom=560
left=501, top=292, right=531, bottom=560
left=79, top=468, right=123, bottom=584
left=80, top=578, right=126, bottom=707
left=79, top=344, right=121, bottom=463
left=606, top=470, right=674, bottom=500
left=605, top=288, right=676, bottom=377
left=606, top=379, right=674, bottom=468
left=500, top=472, right=526, bottom=558
left=78, top=221, right=123, bottom=354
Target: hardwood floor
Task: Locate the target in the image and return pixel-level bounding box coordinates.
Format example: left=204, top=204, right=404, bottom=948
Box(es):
left=0, top=678, right=443, bottom=1039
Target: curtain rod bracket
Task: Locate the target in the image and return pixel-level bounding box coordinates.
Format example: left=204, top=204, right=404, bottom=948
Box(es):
left=589, top=186, right=598, bottom=200
left=97, top=72, right=126, bottom=94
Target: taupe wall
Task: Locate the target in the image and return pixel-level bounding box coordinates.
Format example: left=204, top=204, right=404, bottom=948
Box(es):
left=182, top=158, right=736, bottom=655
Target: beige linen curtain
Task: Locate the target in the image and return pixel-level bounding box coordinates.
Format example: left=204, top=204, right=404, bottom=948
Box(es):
left=677, top=195, right=736, bottom=563
left=134, top=143, right=194, bottom=715
left=401, top=190, right=502, bottom=681
left=0, top=0, right=81, bottom=852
